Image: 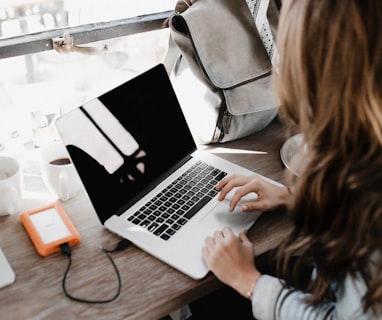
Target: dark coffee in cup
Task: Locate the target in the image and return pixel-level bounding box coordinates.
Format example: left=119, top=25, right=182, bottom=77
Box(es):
left=49, top=158, right=71, bottom=166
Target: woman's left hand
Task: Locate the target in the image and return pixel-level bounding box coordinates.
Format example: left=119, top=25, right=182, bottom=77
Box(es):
left=202, top=227, right=261, bottom=299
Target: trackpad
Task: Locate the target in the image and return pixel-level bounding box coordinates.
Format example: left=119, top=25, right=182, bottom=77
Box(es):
left=199, top=200, right=261, bottom=234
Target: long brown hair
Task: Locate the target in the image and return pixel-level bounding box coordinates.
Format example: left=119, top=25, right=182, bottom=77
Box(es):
left=275, top=0, right=382, bottom=314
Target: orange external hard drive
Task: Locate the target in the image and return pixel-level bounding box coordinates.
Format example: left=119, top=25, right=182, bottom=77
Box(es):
left=20, top=202, right=81, bottom=256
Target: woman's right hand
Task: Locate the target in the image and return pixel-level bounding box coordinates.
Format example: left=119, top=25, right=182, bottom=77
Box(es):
left=215, top=174, right=290, bottom=212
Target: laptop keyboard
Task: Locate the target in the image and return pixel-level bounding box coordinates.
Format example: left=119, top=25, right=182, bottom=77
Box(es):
left=127, top=160, right=227, bottom=240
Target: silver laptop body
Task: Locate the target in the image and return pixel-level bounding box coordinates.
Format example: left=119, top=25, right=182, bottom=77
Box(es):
left=55, top=64, right=271, bottom=279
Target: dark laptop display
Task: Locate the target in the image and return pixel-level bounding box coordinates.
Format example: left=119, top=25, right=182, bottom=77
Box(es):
left=57, top=64, right=196, bottom=223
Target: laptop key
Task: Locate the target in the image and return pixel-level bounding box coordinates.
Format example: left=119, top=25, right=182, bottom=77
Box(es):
left=178, top=218, right=187, bottom=225
left=208, top=189, right=219, bottom=197
left=167, top=228, right=176, bottom=235
left=173, top=224, right=181, bottom=230
left=148, top=222, right=159, bottom=232
left=215, top=171, right=227, bottom=181
left=154, top=224, right=169, bottom=236
left=140, top=220, right=151, bottom=228
left=161, top=233, right=170, bottom=240
left=184, top=195, right=212, bottom=219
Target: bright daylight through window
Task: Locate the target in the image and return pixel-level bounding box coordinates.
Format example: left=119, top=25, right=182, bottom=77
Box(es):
left=0, top=0, right=175, bottom=155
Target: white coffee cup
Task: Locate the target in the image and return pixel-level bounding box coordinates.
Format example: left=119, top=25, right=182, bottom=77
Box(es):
left=39, top=142, right=82, bottom=201
left=0, top=156, right=22, bottom=215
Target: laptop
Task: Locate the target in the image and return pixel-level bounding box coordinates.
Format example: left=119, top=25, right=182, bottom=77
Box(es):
left=55, top=64, right=274, bottom=279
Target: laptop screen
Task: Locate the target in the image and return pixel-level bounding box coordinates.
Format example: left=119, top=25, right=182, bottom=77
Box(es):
left=55, top=64, right=197, bottom=224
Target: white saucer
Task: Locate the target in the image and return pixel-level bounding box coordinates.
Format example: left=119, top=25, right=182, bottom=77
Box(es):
left=280, top=134, right=304, bottom=176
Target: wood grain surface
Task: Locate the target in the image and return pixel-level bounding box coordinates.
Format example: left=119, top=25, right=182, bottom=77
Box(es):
left=0, top=118, right=292, bottom=320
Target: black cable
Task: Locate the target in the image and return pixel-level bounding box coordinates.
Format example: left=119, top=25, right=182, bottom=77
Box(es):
left=102, top=238, right=132, bottom=253
left=60, top=238, right=131, bottom=304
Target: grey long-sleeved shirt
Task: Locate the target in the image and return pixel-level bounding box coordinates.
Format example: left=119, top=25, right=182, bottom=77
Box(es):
left=252, top=271, right=376, bottom=319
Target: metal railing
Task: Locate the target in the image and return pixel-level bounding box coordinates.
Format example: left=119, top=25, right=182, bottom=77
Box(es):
left=0, top=10, right=172, bottom=59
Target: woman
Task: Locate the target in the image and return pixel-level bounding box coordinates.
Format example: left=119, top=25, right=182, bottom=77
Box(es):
left=202, top=0, right=382, bottom=318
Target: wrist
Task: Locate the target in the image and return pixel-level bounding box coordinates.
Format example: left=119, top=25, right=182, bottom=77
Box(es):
left=283, top=185, right=294, bottom=204
left=237, top=272, right=262, bottom=300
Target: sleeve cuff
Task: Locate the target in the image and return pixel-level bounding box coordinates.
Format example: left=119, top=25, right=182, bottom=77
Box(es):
left=251, top=274, right=284, bottom=320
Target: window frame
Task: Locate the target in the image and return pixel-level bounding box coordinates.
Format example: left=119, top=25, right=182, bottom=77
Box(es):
left=0, top=10, right=172, bottom=59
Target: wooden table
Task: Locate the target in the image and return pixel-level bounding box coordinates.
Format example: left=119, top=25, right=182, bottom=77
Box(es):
left=0, top=118, right=292, bottom=320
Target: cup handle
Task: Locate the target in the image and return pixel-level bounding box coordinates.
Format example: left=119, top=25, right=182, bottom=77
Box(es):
left=3, top=187, right=19, bottom=215
left=59, top=171, right=70, bottom=201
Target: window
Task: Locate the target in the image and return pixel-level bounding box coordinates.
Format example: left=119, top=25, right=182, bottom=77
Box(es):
left=0, top=0, right=176, bottom=154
